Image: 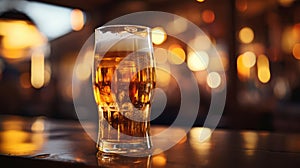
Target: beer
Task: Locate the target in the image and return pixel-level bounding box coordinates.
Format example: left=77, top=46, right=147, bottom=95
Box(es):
left=93, top=51, right=156, bottom=139
left=93, top=25, right=154, bottom=155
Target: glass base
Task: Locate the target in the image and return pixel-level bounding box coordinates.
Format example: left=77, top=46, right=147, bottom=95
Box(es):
left=97, top=140, right=152, bottom=156
left=97, top=151, right=152, bottom=167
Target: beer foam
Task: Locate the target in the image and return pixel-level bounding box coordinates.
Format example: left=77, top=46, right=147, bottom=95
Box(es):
left=95, top=31, right=150, bottom=52
left=96, top=31, right=130, bottom=42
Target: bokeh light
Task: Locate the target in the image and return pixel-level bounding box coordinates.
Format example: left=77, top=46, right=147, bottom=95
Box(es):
left=187, top=51, right=209, bottom=71
left=31, top=117, right=45, bottom=132
left=207, top=72, right=221, bottom=89
left=0, top=20, right=47, bottom=61
left=168, top=44, right=186, bottom=65
left=239, top=27, right=254, bottom=44
left=237, top=54, right=250, bottom=81
left=278, top=0, right=295, bottom=7
left=0, top=130, right=45, bottom=155
left=257, top=54, right=271, bottom=84
left=190, top=127, right=212, bottom=143
left=152, top=149, right=167, bottom=167
left=31, top=51, right=45, bottom=89
left=152, top=154, right=167, bottom=167
left=258, top=67, right=271, bottom=84
left=242, top=51, right=256, bottom=68
left=292, top=43, right=300, bottom=60
left=0, top=21, right=46, bottom=49
left=71, top=9, right=85, bottom=31
left=151, top=27, right=167, bottom=45
left=202, top=9, right=215, bottom=24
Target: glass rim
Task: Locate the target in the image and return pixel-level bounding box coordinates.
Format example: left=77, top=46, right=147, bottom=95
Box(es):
left=95, top=24, right=151, bottom=32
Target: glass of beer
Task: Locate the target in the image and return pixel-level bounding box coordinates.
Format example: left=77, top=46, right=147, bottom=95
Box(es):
left=93, top=25, right=156, bottom=156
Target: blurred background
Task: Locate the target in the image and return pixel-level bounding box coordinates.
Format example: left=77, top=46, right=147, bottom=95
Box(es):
left=0, top=0, right=300, bottom=132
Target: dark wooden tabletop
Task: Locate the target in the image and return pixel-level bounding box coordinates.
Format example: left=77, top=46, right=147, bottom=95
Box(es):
left=1, top=115, right=300, bottom=168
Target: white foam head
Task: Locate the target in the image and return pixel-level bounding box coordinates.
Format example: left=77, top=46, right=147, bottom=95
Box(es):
left=95, top=26, right=151, bottom=52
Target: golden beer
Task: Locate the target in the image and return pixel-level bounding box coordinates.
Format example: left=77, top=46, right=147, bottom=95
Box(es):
left=93, top=25, right=155, bottom=155
left=93, top=51, right=155, bottom=152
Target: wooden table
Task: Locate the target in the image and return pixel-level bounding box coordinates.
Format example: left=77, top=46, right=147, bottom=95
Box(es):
left=1, top=115, right=300, bottom=167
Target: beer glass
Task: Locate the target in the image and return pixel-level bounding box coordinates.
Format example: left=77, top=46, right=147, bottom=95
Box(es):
left=97, top=151, right=152, bottom=167
left=93, top=25, right=156, bottom=155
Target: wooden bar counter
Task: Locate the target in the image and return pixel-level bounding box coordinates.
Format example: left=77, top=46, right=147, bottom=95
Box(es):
left=1, top=115, right=300, bottom=167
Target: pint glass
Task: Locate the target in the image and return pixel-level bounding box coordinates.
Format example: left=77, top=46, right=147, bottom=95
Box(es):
left=93, top=25, right=156, bottom=155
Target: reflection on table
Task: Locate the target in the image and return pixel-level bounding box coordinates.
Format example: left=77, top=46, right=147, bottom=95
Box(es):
left=1, top=115, right=300, bottom=167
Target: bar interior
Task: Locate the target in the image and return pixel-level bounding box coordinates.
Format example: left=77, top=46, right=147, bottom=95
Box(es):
left=0, top=0, right=300, bottom=167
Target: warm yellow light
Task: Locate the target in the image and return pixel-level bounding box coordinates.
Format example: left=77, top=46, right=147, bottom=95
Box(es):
left=168, top=44, right=186, bottom=65
left=31, top=117, right=45, bottom=132
left=196, top=0, right=205, bottom=2
left=239, top=27, right=254, bottom=44
left=152, top=155, right=167, bottom=167
left=151, top=27, right=167, bottom=45
left=31, top=51, right=45, bottom=89
left=0, top=130, right=45, bottom=155
left=258, top=67, right=271, bottom=83
left=241, top=132, right=258, bottom=156
left=71, top=9, right=85, bottom=31
left=207, top=72, right=221, bottom=89
left=1, top=21, right=31, bottom=49
left=292, top=43, right=300, bottom=60
left=190, top=127, right=212, bottom=142
left=189, top=127, right=212, bottom=160
left=0, top=20, right=47, bottom=61
left=242, top=51, right=256, bottom=68
left=0, top=48, right=27, bottom=60
left=237, top=55, right=250, bottom=81
left=0, top=21, right=46, bottom=49
left=278, top=0, right=295, bottom=7
left=187, top=51, right=209, bottom=71
left=257, top=54, right=271, bottom=83
left=202, top=10, right=215, bottom=24
left=257, top=54, right=269, bottom=67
